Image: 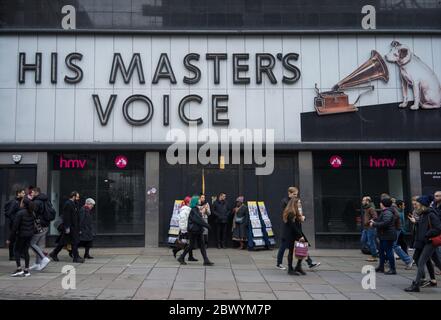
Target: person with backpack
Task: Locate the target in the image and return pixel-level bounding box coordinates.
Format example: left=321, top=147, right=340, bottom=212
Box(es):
left=405, top=195, right=441, bottom=292
left=4, top=189, right=25, bottom=261
left=6, top=198, right=36, bottom=277
left=177, top=195, right=214, bottom=266
left=29, top=187, right=53, bottom=271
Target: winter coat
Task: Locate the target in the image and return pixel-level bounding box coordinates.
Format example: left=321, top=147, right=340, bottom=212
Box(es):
left=79, top=206, right=94, bottom=242
left=363, top=206, right=378, bottom=229
left=187, top=207, right=211, bottom=234
left=282, top=214, right=304, bottom=243
left=9, top=209, right=35, bottom=241
left=413, top=208, right=441, bottom=249
left=5, top=198, right=21, bottom=228
left=178, top=205, right=191, bottom=233
left=372, top=208, right=396, bottom=241
left=198, top=201, right=211, bottom=235
left=212, top=200, right=230, bottom=224
left=62, top=199, right=80, bottom=244
left=33, top=193, right=50, bottom=227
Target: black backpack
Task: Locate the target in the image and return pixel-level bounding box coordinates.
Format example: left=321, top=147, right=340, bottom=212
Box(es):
left=42, top=199, right=57, bottom=222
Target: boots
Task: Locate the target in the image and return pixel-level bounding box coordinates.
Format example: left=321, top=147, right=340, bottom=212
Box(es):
left=295, top=261, right=306, bottom=275
left=404, top=281, right=420, bottom=292
left=288, top=267, right=300, bottom=276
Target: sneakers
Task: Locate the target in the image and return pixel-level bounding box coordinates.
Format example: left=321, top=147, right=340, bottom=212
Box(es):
left=11, top=269, right=24, bottom=277
left=276, top=264, right=287, bottom=270
left=29, top=263, right=40, bottom=271
left=405, top=260, right=414, bottom=270
left=309, top=262, right=321, bottom=269
left=37, top=257, right=51, bottom=271
left=421, top=280, right=437, bottom=288
left=203, top=261, right=214, bottom=266
left=23, top=270, right=31, bottom=277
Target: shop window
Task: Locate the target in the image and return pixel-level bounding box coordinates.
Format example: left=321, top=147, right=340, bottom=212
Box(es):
left=314, top=152, right=408, bottom=234
left=421, top=152, right=441, bottom=195
left=49, top=152, right=145, bottom=236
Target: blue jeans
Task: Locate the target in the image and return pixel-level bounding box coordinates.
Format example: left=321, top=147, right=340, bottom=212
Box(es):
left=361, top=228, right=378, bottom=257
left=379, top=240, right=395, bottom=271
left=393, top=230, right=412, bottom=265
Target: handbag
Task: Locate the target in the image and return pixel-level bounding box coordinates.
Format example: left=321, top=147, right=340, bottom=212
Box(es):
left=294, top=241, right=309, bottom=258
left=428, top=216, right=441, bottom=247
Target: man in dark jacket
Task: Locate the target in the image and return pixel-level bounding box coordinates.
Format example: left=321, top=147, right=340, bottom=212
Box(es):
left=29, top=187, right=51, bottom=271
left=212, top=192, right=230, bottom=249
left=79, top=198, right=95, bottom=259
left=178, top=196, right=214, bottom=266
left=406, top=195, right=441, bottom=292
left=4, top=189, right=25, bottom=260
left=49, top=191, right=84, bottom=263
left=370, top=197, right=397, bottom=275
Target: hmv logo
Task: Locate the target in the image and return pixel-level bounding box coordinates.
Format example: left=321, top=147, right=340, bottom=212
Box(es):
left=59, top=156, right=87, bottom=169
left=369, top=156, right=396, bottom=168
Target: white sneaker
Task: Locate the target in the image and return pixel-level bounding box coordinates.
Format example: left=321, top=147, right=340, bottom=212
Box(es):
left=11, top=269, right=24, bottom=277
left=276, top=264, right=287, bottom=270
left=29, top=263, right=40, bottom=271
left=37, top=257, right=50, bottom=271
left=23, top=270, right=31, bottom=277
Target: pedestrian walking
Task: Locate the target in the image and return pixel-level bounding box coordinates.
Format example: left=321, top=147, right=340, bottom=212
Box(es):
left=173, top=196, right=197, bottom=261
left=49, top=191, right=84, bottom=263
left=232, top=196, right=249, bottom=250
left=405, top=195, right=441, bottom=292
left=212, top=192, right=230, bottom=249
left=361, top=196, right=379, bottom=262
left=79, top=198, right=95, bottom=259
left=29, top=187, right=53, bottom=271
left=3, top=189, right=25, bottom=261
left=283, top=197, right=307, bottom=276
left=198, top=193, right=211, bottom=247
left=276, top=187, right=320, bottom=270
left=6, top=198, right=35, bottom=277
left=177, top=195, right=214, bottom=266
left=391, top=199, right=414, bottom=269
left=370, top=197, right=397, bottom=275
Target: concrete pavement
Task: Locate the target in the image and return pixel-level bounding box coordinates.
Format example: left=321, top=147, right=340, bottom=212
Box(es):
left=0, top=247, right=440, bottom=300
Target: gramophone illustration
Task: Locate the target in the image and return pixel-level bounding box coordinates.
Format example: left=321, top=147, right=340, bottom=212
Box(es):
left=314, top=50, right=389, bottom=115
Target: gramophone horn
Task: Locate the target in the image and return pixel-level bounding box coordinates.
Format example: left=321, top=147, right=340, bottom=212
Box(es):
left=333, top=50, right=389, bottom=91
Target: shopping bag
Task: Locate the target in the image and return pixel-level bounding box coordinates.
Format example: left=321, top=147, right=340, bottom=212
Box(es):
left=294, top=241, right=309, bottom=259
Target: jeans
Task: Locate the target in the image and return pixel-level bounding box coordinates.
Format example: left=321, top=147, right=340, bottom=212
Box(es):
left=415, top=243, right=441, bottom=284
left=362, top=228, right=378, bottom=257
left=14, top=236, right=32, bottom=269
left=30, top=227, right=48, bottom=264
left=393, top=230, right=412, bottom=265
left=277, top=239, right=313, bottom=266
left=179, top=232, right=209, bottom=263
left=378, top=240, right=395, bottom=271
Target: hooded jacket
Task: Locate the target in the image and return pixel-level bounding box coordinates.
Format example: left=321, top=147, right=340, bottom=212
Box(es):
left=9, top=208, right=35, bottom=240
left=33, top=193, right=50, bottom=227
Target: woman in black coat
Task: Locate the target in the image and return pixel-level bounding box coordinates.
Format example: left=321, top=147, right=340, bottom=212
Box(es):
left=405, top=195, right=441, bottom=292
left=6, top=198, right=35, bottom=277
left=370, top=198, right=397, bottom=275
left=283, top=198, right=306, bottom=276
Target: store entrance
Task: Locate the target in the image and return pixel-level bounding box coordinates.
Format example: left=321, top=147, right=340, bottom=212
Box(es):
left=0, top=166, right=36, bottom=247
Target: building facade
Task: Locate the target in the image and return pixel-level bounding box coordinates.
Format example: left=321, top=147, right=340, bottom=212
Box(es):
left=1, top=0, right=441, bottom=248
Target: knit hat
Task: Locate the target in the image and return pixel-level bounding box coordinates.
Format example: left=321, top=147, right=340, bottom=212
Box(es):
left=416, top=195, right=433, bottom=207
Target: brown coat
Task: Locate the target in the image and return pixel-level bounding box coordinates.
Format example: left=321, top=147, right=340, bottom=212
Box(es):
left=363, top=207, right=377, bottom=228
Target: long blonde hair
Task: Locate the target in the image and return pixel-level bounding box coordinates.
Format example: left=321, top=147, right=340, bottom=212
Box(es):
left=283, top=198, right=301, bottom=223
